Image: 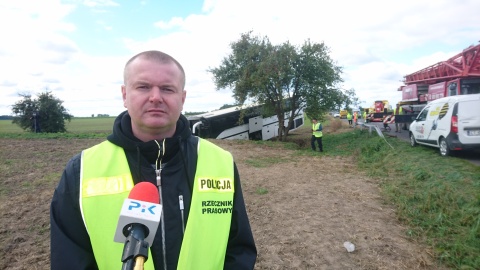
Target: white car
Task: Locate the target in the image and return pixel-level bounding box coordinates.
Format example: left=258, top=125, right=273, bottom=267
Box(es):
left=409, top=94, right=480, bottom=156
left=334, top=113, right=340, bottom=118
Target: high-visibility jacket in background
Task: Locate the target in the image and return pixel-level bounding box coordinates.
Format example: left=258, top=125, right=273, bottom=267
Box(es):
left=312, top=123, right=323, bottom=138
left=394, top=107, right=403, bottom=115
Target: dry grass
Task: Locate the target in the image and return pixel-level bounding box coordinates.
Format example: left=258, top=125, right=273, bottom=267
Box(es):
left=328, top=118, right=344, bottom=132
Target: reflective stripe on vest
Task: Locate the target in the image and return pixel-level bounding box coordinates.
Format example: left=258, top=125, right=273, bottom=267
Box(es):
left=312, top=123, right=322, bottom=138
left=80, top=139, right=234, bottom=270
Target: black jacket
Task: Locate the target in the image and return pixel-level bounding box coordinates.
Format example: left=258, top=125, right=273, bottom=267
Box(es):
left=50, top=111, right=257, bottom=269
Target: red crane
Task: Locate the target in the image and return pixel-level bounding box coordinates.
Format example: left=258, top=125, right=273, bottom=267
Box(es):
left=404, top=43, right=480, bottom=85
left=395, top=42, right=480, bottom=127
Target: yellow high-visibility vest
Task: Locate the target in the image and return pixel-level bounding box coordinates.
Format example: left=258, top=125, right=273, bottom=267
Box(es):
left=312, top=123, right=322, bottom=137
left=80, top=139, right=234, bottom=269
left=394, top=107, right=403, bottom=115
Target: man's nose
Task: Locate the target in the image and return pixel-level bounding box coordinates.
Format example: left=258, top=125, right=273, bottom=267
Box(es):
left=149, top=87, right=163, bottom=102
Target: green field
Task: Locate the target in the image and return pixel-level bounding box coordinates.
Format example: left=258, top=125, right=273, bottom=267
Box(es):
left=0, top=117, right=115, bottom=134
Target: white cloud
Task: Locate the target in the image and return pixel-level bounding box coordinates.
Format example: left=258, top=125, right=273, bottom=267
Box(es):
left=1, top=0, right=479, bottom=116
left=154, top=17, right=185, bottom=30
left=82, top=0, right=119, bottom=8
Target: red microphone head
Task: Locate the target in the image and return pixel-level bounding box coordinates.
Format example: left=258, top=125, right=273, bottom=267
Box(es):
left=128, top=182, right=160, bottom=204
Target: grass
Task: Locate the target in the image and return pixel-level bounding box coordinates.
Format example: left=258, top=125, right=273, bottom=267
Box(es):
left=0, top=117, right=114, bottom=138
left=1, top=116, right=479, bottom=268
left=254, top=122, right=480, bottom=269
left=0, top=119, right=24, bottom=133
left=256, top=187, right=269, bottom=195
left=318, top=129, right=480, bottom=269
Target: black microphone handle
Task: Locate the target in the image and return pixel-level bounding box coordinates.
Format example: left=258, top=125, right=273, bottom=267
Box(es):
left=121, top=257, right=134, bottom=270
left=121, top=223, right=149, bottom=270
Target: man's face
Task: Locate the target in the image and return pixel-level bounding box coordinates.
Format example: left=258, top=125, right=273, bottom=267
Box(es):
left=122, top=57, right=186, bottom=141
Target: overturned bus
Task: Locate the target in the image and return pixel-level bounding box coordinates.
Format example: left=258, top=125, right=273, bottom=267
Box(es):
left=187, top=104, right=304, bottom=141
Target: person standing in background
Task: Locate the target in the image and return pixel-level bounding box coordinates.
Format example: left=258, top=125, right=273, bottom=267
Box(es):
left=394, top=103, right=403, bottom=132
left=311, top=118, right=323, bottom=152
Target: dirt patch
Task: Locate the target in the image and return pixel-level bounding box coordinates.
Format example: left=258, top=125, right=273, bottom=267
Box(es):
left=0, top=138, right=103, bottom=270
left=213, top=138, right=442, bottom=270
left=0, top=126, right=447, bottom=269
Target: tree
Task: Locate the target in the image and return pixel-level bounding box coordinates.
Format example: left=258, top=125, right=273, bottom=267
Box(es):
left=218, top=104, right=237, bottom=110
left=11, top=91, right=72, bottom=133
left=335, top=88, right=359, bottom=112
left=209, top=32, right=348, bottom=141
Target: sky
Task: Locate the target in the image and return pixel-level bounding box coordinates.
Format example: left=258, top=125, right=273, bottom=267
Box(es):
left=1, top=0, right=479, bottom=117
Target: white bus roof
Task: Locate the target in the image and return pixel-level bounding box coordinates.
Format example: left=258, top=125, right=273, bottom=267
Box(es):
left=187, top=104, right=259, bottom=120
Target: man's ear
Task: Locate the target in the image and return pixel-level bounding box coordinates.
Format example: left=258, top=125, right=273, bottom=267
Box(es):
left=181, top=89, right=187, bottom=109
left=121, top=85, right=127, bottom=108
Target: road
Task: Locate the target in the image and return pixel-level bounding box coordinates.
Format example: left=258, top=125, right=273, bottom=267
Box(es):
left=357, top=119, right=480, bottom=166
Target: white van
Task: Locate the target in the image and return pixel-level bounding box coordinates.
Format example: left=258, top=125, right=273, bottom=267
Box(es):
left=409, top=93, right=480, bottom=156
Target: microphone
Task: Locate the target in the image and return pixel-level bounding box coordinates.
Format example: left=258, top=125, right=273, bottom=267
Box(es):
left=114, top=182, right=162, bottom=270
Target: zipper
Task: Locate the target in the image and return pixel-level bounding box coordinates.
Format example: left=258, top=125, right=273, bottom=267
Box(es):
left=154, top=139, right=167, bottom=270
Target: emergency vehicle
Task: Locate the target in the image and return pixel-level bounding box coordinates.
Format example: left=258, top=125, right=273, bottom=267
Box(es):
left=366, top=100, right=392, bottom=122
left=396, top=42, right=480, bottom=128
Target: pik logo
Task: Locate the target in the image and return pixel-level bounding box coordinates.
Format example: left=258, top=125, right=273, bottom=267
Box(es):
left=128, top=201, right=157, bottom=215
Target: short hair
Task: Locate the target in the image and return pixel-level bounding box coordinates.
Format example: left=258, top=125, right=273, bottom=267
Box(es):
left=123, top=50, right=186, bottom=88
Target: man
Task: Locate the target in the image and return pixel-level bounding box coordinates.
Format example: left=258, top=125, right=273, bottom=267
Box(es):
left=50, top=51, right=257, bottom=269
left=394, top=103, right=403, bottom=132
left=311, top=118, right=323, bottom=152
left=346, top=112, right=352, bottom=127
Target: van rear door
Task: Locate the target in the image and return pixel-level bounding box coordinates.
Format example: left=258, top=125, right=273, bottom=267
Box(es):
left=457, top=94, right=480, bottom=145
